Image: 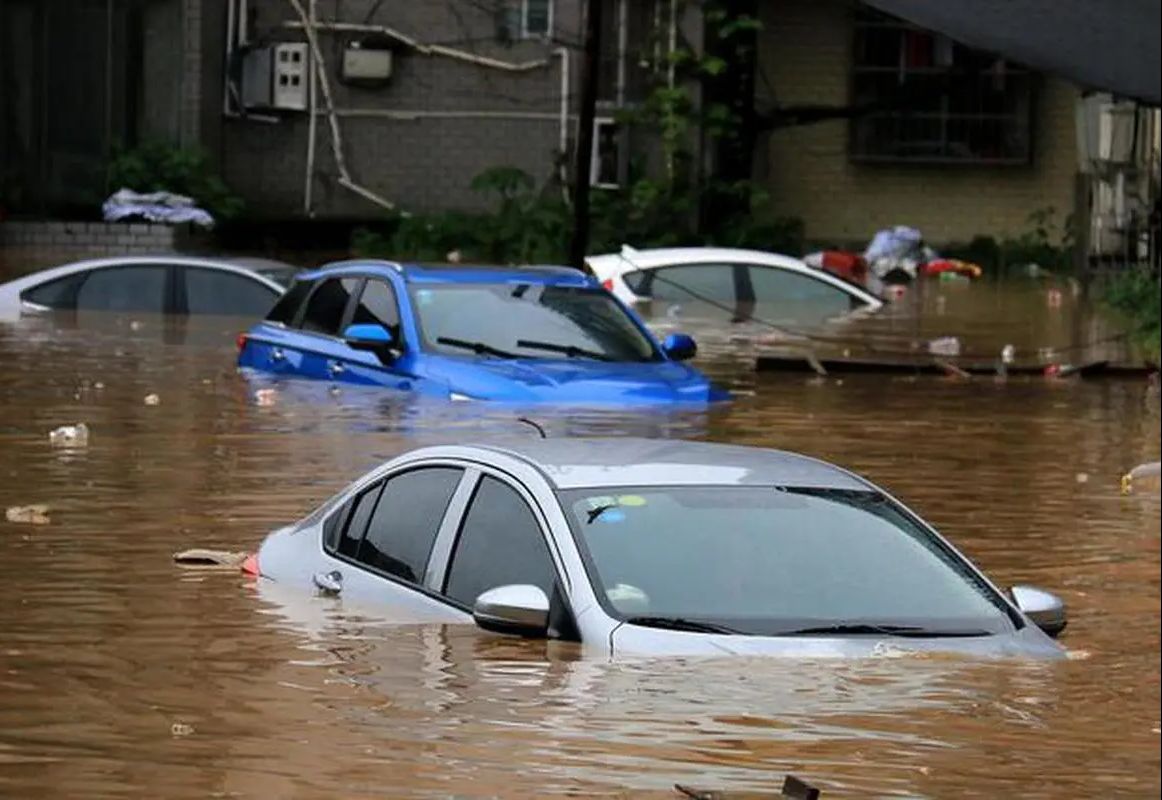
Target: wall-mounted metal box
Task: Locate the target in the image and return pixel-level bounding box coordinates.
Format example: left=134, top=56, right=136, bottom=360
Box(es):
left=241, top=42, right=309, bottom=111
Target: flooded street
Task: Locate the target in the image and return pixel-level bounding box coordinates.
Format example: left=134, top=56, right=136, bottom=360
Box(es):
left=0, top=301, right=1158, bottom=798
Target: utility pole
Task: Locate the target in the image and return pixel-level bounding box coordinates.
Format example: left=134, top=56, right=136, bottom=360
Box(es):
left=568, top=0, right=604, bottom=271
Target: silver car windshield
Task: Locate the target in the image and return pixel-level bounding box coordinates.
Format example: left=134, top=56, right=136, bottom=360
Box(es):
left=408, top=283, right=660, bottom=362
left=559, top=486, right=1015, bottom=636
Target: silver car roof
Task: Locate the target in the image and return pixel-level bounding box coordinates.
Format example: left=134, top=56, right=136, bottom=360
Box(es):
left=466, top=437, right=870, bottom=490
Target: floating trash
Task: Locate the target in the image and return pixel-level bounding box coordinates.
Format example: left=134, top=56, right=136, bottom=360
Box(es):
left=928, top=336, right=961, bottom=357
left=172, top=549, right=250, bottom=569
left=143, top=393, right=160, bottom=406
left=6, top=505, right=50, bottom=525
left=48, top=423, right=90, bottom=448
left=254, top=388, right=277, bottom=407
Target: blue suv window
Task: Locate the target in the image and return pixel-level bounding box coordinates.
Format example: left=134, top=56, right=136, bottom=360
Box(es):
left=300, top=278, right=361, bottom=335
left=266, top=280, right=312, bottom=324
left=349, top=279, right=401, bottom=342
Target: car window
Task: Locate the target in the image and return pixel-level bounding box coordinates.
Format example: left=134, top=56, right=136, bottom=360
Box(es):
left=559, top=486, right=1013, bottom=635
left=266, top=280, right=313, bottom=324
left=646, top=264, right=742, bottom=303
left=355, top=467, right=463, bottom=583
left=411, top=283, right=659, bottom=362
left=185, top=267, right=280, bottom=316
left=349, top=279, right=401, bottom=337
left=300, top=277, right=361, bottom=335
left=336, top=482, right=383, bottom=558
left=443, top=476, right=557, bottom=608
left=74, top=265, right=168, bottom=312
left=21, top=272, right=87, bottom=309
left=746, top=266, right=859, bottom=317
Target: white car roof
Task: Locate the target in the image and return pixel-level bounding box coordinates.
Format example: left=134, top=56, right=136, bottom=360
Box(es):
left=586, top=246, right=882, bottom=307
left=588, top=246, right=814, bottom=273
left=455, top=437, right=870, bottom=491
left=0, top=254, right=289, bottom=297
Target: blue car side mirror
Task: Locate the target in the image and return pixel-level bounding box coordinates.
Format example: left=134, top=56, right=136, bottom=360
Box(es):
left=662, top=332, right=697, bottom=362
left=343, top=323, right=395, bottom=358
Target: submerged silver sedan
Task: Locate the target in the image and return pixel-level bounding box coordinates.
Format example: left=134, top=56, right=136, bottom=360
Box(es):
left=249, top=438, right=1067, bottom=659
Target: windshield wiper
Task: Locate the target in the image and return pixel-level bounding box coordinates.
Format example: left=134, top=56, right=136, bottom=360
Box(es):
left=624, top=616, right=741, bottom=635
left=437, top=337, right=518, bottom=359
left=778, top=623, right=992, bottom=638
left=586, top=504, right=618, bottom=524
left=516, top=339, right=612, bottom=361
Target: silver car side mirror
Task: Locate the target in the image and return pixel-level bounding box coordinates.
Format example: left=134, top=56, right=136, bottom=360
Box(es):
left=472, top=584, right=550, bottom=638
left=1010, top=585, right=1067, bottom=638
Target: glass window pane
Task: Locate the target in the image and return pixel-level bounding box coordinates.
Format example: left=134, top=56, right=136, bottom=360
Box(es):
left=74, top=265, right=167, bottom=312
left=266, top=280, right=313, bottom=324
left=21, top=273, right=86, bottom=309
left=444, top=476, right=556, bottom=607
left=186, top=267, right=279, bottom=316
left=747, top=266, right=855, bottom=320
left=357, top=467, right=463, bottom=583
left=524, top=0, right=550, bottom=35
left=350, top=279, right=400, bottom=334
left=649, top=265, right=738, bottom=303
left=337, top=483, right=383, bottom=558
left=300, top=278, right=359, bottom=335
left=411, top=283, right=658, bottom=362
left=560, top=486, right=1011, bottom=634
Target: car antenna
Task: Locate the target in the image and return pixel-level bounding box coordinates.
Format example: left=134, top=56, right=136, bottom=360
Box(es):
left=516, top=417, right=547, bottom=438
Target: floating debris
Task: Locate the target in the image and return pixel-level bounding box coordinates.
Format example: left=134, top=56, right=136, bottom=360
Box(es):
left=1121, top=461, right=1161, bottom=495
left=172, top=549, right=250, bottom=569
left=48, top=423, right=90, bottom=448
left=143, top=393, right=160, bottom=406
left=6, top=505, right=50, bottom=525
left=170, top=722, right=195, bottom=737
left=928, top=336, right=961, bottom=357
left=254, top=388, right=277, bottom=407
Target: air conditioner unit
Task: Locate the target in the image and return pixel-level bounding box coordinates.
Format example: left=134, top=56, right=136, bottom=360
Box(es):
left=241, top=42, right=309, bottom=112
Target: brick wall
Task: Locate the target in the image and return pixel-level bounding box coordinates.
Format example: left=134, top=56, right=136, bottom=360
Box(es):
left=220, top=0, right=584, bottom=218
left=0, top=222, right=196, bottom=261
left=756, top=0, right=1081, bottom=248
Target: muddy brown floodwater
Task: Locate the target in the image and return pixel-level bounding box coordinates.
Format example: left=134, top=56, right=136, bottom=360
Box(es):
left=0, top=295, right=1158, bottom=798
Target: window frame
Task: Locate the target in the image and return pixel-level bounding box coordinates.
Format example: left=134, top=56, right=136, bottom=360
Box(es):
left=23, top=262, right=179, bottom=313
left=292, top=276, right=365, bottom=338
left=347, top=276, right=405, bottom=348
left=430, top=465, right=571, bottom=612
left=175, top=264, right=281, bottom=316
left=322, top=461, right=477, bottom=597
left=521, top=0, right=553, bottom=39
left=848, top=9, right=1035, bottom=167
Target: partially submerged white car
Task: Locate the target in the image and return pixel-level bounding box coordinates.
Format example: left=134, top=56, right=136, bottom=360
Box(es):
left=248, top=437, right=1067, bottom=659
left=588, top=246, right=882, bottom=320
left=0, top=255, right=292, bottom=321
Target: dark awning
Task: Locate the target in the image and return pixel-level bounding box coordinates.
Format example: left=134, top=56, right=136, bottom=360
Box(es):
left=861, top=0, right=1161, bottom=105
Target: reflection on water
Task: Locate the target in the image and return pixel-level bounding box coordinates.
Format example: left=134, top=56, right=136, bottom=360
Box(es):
left=0, top=297, right=1158, bottom=798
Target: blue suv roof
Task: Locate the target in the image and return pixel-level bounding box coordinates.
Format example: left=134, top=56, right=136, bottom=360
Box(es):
left=295, top=260, right=595, bottom=287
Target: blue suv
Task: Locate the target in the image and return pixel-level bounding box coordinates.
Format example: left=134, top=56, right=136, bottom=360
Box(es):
left=237, top=261, right=728, bottom=405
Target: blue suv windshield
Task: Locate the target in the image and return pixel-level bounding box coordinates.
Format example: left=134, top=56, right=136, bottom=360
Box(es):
left=559, top=486, right=1015, bottom=637
left=408, top=283, right=661, bottom=362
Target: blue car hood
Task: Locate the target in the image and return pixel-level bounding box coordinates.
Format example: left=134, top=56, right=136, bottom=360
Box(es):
left=427, top=357, right=722, bottom=405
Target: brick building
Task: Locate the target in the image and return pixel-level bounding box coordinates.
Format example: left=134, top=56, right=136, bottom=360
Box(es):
left=1, top=0, right=1155, bottom=263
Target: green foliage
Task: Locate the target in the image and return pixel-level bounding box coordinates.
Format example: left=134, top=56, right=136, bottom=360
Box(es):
left=1102, top=270, right=1161, bottom=363
left=352, top=2, right=800, bottom=266
left=107, top=141, right=245, bottom=220
left=943, top=207, right=1074, bottom=277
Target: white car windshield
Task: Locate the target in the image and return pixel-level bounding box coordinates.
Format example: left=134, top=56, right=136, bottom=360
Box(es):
left=559, top=486, right=1015, bottom=636
left=409, top=283, right=660, bottom=362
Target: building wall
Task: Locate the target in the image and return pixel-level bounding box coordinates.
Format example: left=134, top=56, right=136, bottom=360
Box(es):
left=219, top=0, right=585, bottom=218
left=756, top=0, right=1081, bottom=247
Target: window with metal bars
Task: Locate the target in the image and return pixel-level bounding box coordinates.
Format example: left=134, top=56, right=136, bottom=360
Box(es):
left=850, top=9, right=1035, bottom=165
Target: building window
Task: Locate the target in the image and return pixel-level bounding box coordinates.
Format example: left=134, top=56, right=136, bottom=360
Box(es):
left=591, top=118, right=620, bottom=188
left=850, top=9, right=1034, bottom=165
left=522, top=0, right=552, bottom=38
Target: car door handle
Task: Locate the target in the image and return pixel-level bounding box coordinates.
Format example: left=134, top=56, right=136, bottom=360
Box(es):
left=328, top=361, right=345, bottom=376
left=312, top=570, right=342, bottom=595
left=270, top=347, right=286, bottom=362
